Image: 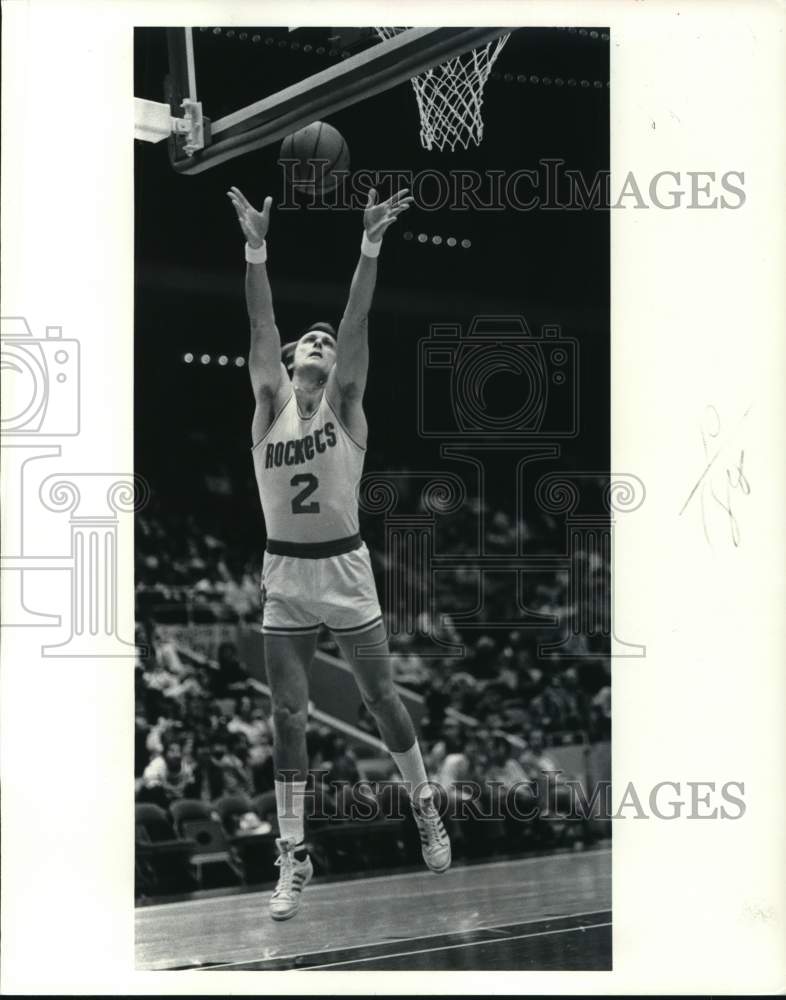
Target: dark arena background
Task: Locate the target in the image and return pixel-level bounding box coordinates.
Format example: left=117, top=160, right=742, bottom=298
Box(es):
left=134, top=26, right=612, bottom=971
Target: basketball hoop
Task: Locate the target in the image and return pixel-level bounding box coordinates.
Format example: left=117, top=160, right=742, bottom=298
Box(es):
left=374, top=27, right=510, bottom=151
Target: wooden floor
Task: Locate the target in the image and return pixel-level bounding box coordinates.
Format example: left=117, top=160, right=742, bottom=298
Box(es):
left=136, top=847, right=611, bottom=972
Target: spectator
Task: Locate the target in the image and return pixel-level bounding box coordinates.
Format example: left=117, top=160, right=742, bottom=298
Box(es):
left=145, top=711, right=182, bottom=756
left=431, top=721, right=473, bottom=792
left=210, top=735, right=253, bottom=795
left=485, top=735, right=528, bottom=788
left=141, top=738, right=194, bottom=804
left=164, top=665, right=207, bottom=703
left=213, top=642, right=247, bottom=694
left=518, top=729, right=561, bottom=777
left=389, top=649, right=430, bottom=691
left=185, top=738, right=226, bottom=801
left=227, top=695, right=272, bottom=748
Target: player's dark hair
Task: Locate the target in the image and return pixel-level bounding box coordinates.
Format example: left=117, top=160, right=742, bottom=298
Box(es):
left=303, top=320, right=336, bottom=339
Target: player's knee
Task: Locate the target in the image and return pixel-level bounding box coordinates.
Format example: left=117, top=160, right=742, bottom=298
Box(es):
left=272, top=701, right=307, bottom=736
left=362, top=684, right=399, bottom=718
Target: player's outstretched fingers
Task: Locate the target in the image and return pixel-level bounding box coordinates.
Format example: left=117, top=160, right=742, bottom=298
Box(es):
left=229, top=186, right=252, bottom=211
left=387, top=189, right=413, bottom=208
left=227, top=192, right=246, bottom=220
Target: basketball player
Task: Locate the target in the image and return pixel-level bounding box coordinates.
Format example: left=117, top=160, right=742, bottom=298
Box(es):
left=227, top=184, right=451, bottom=921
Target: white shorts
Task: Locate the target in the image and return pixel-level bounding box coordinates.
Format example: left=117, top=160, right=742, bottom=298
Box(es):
left=261, top=539, right=383, bottom=637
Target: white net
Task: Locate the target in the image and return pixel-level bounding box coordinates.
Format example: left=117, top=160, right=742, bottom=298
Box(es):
left=374, top=27, right=510, bottom=151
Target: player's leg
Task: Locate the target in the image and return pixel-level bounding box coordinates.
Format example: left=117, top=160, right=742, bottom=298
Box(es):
left=264, top=630, right=317, bottom=919
left=265, top=631, right=314, bottom=777
left=332, top=622, right=451, bottom=873
left=334, top=622, right=417, bottom=752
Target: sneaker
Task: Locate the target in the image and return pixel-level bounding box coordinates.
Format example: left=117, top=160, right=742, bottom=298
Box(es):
left=269, top=838, right=313, bottom=921
left=412, top=796, right=451, bottom=874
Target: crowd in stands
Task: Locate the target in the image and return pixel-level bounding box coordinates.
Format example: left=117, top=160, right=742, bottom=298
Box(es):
left=136, top=500, right=262, bottom=624
left=136, top=631, right=610, bottom=802
left=136, top=487, right=611, bottom=742
left=136, top=492, right=610, bottom=740
left=136, top=630, right=605, bottom=894
left=135, top=492, right=610, bottom=890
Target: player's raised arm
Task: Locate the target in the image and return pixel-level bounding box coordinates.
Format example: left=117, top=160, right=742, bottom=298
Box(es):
left=332, top=188, right=413, bottom=399
left=227, top=187, right=286, bottom=404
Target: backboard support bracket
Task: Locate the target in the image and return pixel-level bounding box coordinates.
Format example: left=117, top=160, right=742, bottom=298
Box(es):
left=134, top=97, right=208, bottom=156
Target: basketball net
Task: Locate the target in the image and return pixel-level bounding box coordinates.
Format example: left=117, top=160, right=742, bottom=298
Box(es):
left=374, top=28, right=510, bottom=151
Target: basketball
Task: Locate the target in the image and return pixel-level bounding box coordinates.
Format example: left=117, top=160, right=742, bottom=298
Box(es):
left=279, top=121, right=350, bottom=195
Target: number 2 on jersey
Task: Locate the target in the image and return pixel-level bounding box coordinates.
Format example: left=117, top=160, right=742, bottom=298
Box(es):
left=290, top=473, right=320, bottom=514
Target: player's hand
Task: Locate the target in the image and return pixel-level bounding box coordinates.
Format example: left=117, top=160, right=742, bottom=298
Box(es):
left=363, top=188, right=414, bottom=242
left=227, top=187, right=272, bottom=248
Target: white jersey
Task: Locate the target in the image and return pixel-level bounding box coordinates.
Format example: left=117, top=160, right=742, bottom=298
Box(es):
left=251, top=391, right=365, bottom=544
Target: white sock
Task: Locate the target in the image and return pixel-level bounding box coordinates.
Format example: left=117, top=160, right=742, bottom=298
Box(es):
left=390, top=742, right=432, bottom=806
left=275, top=779, right=307, bottom=845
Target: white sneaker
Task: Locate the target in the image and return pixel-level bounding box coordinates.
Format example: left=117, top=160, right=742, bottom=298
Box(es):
left=269, top=838, right=313, bottom=921
left=412, top=796, right=452, bottom=874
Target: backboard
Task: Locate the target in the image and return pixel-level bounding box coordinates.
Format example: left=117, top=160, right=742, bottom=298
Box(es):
left=134, top=27, right=511, bottom=174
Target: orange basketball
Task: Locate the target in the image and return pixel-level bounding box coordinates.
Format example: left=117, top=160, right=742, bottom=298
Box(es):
left=280, top=121, right=350, bottom=195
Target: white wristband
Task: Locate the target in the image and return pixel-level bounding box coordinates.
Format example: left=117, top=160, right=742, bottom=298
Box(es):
left=245, top=240, right=268, bottom=264
left=361, top=231, right=382, bottom=258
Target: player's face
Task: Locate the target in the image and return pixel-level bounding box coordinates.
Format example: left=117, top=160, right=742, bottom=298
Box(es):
left=294, top=330, right=337, bottom=376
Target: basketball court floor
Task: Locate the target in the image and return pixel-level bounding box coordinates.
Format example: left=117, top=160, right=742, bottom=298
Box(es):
left=136, top=847, right=610, bottom=971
